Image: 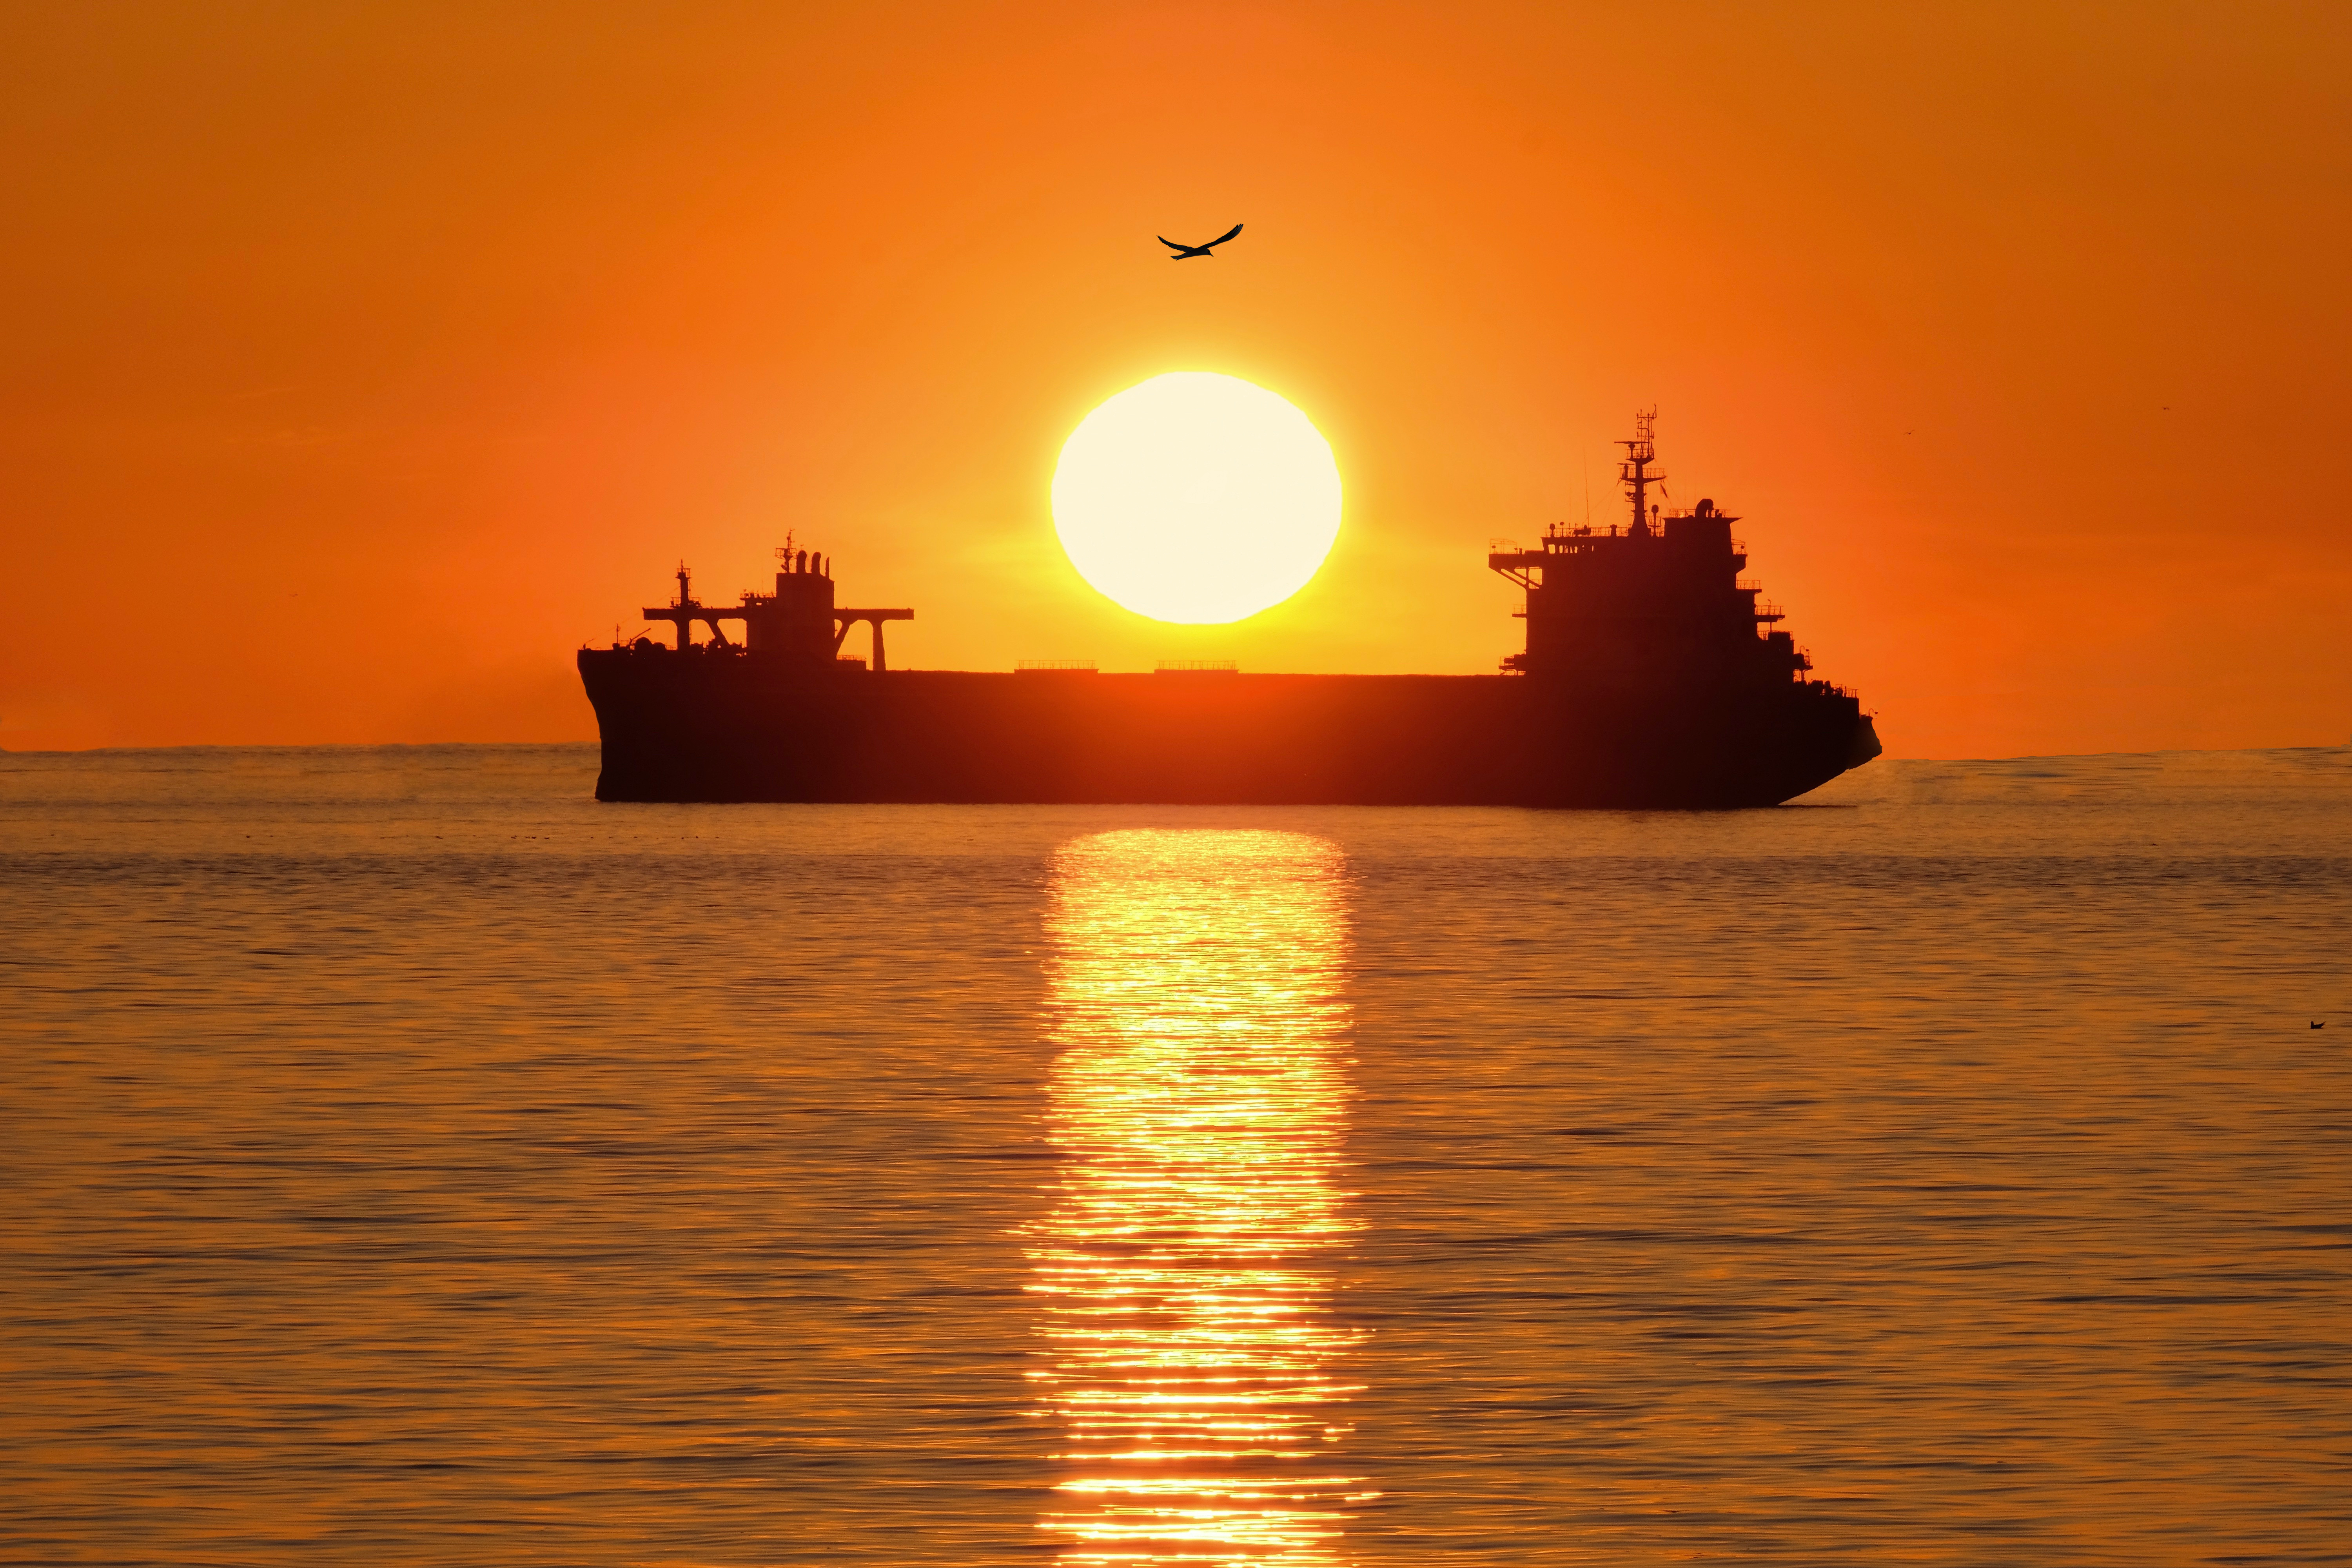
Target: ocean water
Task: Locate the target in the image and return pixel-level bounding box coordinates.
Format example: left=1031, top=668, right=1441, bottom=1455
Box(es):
left=3, top=742, right=2348, bottom=1566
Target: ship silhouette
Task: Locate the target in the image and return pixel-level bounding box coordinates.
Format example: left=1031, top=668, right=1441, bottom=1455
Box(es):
left=577, top=414, right=1881, bottom=807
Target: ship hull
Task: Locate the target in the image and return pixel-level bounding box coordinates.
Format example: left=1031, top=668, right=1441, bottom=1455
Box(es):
left=575, top=654, right=1880, bottom=808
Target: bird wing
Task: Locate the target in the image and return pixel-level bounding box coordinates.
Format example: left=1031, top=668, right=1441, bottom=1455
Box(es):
left=1157, top=236, right=1187, bottom=251
left=1205, top=223, right=1243, bottom=247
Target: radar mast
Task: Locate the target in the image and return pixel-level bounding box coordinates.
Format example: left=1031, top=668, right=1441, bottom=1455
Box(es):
left=1619, top=408, right=1663, bottom=537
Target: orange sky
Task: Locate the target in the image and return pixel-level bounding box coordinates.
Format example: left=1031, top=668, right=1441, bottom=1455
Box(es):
left=2, top=2, right=2345, bottom=757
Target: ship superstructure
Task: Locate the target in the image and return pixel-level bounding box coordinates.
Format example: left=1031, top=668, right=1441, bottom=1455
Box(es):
left=1488, top=410, right=1813, bottom=689
left=632, top=539, right=911, bottom=668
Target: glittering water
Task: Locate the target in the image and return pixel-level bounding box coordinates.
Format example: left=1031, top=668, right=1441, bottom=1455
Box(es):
left=2, top=743, right=2348, bottom=1565
left=1035, top=830, right=1364, bottom=1562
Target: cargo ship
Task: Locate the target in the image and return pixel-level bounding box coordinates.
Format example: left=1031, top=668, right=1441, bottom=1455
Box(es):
left=576, top=415, right=1880, bottom=807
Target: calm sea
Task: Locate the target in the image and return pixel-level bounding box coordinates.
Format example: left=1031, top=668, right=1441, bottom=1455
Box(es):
left=4, top=744, right=2348, bottom=1565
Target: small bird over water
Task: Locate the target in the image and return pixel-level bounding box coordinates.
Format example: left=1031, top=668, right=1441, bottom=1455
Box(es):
left=1159, top=223, right=1243, bottom=259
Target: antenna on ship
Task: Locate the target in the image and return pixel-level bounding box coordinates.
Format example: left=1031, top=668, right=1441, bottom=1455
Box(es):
left=1619, top=407, right=1662, bottom=539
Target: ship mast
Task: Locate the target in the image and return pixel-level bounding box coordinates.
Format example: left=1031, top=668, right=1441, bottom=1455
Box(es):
left=1619, top=408, right=1663, bottom=537
left=646, top=561, right=717, bottom=650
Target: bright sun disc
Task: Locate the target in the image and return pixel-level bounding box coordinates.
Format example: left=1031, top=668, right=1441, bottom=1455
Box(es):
left=1052, top=372, right=1341, bottom=624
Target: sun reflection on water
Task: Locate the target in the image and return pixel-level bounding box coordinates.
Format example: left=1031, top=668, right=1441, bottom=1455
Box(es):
left=1032, top=829, right=1366, bottom=1565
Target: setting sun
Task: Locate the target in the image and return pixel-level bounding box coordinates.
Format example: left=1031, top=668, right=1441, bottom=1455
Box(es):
left=1051, top=372, right=1342, bottom=625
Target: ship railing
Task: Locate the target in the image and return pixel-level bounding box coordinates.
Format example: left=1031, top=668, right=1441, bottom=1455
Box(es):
left=1016, top=660, right=1097, bottom=673
left=1156, top=659, right=1238, bottom=674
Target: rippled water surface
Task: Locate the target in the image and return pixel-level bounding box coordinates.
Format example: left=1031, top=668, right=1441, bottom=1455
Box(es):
left=4, top=743, right=2348, bottom=1565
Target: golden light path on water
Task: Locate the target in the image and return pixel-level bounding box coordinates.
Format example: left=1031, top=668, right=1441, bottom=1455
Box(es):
left=1032, top=829, right=1368, bottom=1566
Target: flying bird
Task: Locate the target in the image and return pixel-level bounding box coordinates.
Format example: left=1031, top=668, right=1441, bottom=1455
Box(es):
left=1159, top=223, right=1243, bottom=259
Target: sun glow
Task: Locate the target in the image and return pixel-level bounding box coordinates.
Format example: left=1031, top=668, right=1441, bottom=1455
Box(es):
left=1052, top=372, right=1343, bottom=624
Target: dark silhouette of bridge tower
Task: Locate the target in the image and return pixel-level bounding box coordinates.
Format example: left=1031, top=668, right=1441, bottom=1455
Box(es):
left=1488, top=410, right=1808, bottom=686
